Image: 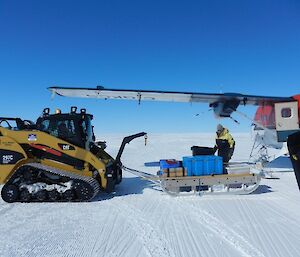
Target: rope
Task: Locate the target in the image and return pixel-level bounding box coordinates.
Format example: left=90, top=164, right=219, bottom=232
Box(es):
left=122, top=165, right=161, bottom=185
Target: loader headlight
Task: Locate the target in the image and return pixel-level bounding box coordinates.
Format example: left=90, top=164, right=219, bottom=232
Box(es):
left=71, top=106, right=77, bottom=114
left=43, top=108, right=50, bottom=115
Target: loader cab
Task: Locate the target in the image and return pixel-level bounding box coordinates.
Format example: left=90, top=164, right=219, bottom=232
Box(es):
left=36, top=107, right=96, bottom=150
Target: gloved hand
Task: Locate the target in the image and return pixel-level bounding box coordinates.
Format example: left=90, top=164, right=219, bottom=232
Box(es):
left=213, top=145, right=218, bottom=154
left=228, top=147, right=234, bottom=159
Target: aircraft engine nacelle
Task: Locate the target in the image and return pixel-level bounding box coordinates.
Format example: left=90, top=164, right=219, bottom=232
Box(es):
left=210, top=98, right=240, bottom=118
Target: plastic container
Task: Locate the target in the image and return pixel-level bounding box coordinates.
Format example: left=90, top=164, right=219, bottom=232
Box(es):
left=191, top=146, right=216, bottom=156
left=183, top=156, right=223, bottom=176
left=226, top=164, right=251, bottom=174
left=159, top=159, right=182, bottom=170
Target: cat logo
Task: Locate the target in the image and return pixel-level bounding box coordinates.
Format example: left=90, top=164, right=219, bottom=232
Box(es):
left=63, top=145, right=70, bottom=150
left=58, top=144, right=75, bottom=151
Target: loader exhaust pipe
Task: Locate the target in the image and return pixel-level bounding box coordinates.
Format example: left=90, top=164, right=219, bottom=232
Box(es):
left=287, top=131, right=300, bottom=191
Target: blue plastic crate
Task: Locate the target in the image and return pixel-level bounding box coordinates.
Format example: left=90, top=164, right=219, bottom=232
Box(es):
left=182, top=156, right=223, bottom=176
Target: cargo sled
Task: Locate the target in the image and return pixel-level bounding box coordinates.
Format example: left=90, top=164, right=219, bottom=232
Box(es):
left=157, top=157, right=261, bottom=196
left=124, top=151, right=261, bottom=196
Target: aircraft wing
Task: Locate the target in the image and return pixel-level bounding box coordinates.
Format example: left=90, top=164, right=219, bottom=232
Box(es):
left=48, top=86, right=291, bottom=105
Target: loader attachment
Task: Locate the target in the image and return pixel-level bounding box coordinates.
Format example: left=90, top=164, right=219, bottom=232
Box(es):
left=104, top=132, right=147, bottom=193
left=115, top=132, right=147, bottom=163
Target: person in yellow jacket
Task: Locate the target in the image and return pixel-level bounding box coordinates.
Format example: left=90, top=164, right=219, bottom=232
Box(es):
left=214, top=124, right=235, bottom=171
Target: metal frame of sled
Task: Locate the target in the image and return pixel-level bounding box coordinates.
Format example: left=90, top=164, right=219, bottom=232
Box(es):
left=122, top=166, right=261, bottom=196
left=160, top=173, right=261, bottom=196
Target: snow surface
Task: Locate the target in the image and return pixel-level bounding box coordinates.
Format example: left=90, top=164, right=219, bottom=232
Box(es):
left=1, top=133, right=300, bottom=257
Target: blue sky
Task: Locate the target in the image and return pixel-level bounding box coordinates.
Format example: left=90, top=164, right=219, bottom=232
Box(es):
left=0, top=0, right=299, bottom=134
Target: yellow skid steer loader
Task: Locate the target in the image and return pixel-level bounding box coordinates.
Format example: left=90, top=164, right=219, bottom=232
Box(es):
left=0, top=107, right=146, bottom=203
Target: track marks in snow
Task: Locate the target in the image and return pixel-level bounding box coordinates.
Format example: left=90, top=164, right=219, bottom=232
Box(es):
left=0, top=201, right=15, bottom=216
left=236, top=199, right=279, bottom=257
left=239, top=198, right=300, bottom=257
left=173, top=199, right=266, bottom=257
left=107, top=197, right=175, bottom=257
left=86, top=206, right=137, bottom=257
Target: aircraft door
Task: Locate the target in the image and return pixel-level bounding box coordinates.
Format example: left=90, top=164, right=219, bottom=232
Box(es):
left=275, top=101, right=299, bottom=142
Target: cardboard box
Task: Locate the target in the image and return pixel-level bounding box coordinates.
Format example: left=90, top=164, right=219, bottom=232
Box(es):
left=162, top=167, right=187, bottom=177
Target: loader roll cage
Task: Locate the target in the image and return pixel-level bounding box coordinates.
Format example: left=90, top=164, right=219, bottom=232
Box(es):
left=0, top=117, right=36, bottom=130
left=36, top=113, right=95, bottom=150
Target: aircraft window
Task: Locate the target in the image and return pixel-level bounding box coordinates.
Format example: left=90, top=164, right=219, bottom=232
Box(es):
left=281, top=108, right=292, bottom=118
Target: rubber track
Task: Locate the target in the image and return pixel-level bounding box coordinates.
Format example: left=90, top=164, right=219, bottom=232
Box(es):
left=6, top=163, right=101, bottom=202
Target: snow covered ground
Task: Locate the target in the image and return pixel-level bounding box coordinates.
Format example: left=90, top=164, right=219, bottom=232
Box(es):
left=0, top=133, right=300, bottom=257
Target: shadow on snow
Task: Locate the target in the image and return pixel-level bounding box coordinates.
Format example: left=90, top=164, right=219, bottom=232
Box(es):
left=93, top=177, right=158, bottom=202
left=252, top=185, right=273, bottom=194
left=93, top=177, right=273, bottom=202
